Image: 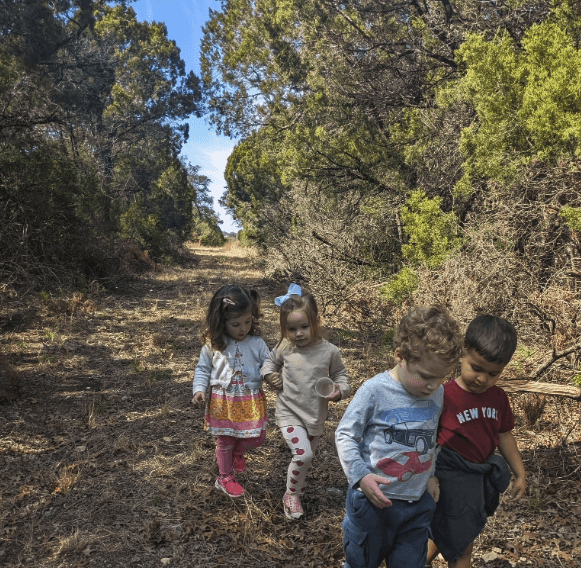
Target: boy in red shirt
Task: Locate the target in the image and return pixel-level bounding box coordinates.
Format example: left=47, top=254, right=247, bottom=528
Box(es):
left=427, top=315, right=527, bottom=568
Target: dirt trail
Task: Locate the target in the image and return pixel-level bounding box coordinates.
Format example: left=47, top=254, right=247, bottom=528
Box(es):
left=1, top=244, right=580, bottom=567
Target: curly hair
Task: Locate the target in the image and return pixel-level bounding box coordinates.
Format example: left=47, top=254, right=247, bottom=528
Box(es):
left=201, top=284, right=263, bottom=352
left=276, top=288, right=321, bottom=347
left=394, top=305, right=463, bottom=365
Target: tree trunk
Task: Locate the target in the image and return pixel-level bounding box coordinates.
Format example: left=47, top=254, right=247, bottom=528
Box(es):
left=497, top=379, right=581, bottom=399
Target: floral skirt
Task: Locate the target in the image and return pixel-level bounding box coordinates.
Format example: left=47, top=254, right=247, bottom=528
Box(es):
left=205, top=375, right=268, bottom=438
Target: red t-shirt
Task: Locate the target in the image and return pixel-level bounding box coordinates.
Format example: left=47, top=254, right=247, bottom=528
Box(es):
left=437, top=379, right=514, bottom=463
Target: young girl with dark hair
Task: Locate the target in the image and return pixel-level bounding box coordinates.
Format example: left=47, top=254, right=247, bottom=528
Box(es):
left=193, top=284, right=269, bottom=498
left=262, top=283, right=351, bottom=519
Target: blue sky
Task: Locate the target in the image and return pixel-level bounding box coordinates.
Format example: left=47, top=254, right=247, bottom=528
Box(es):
left=131, top=0, right=238, bottom=233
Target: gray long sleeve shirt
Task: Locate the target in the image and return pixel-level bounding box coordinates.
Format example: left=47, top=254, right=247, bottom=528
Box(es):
left=335, top=370, right=443, bottom=501
left=261, top=338, right=351, bottom=436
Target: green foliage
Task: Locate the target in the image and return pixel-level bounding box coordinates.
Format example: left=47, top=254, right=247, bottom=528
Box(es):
left=189, top=164, right=225, bottom=246
left=381, top=329, right=397, bottom=349
left=222, top=130, right=288, bottom=241
left=0, top=138, right=93, bottom=279
left=379, top=267, right=419, bottom=305
left=509, top=345, right=536, bottom=372
left=400, top=190, right=462, bottom=269
left=146, top=370, right=171, bottom=383
left=334, top=329, right=358, bottom=341
left=0, top=1, right=214, bottom=287
left=120, top=202, right=166, bottom=254
left=237, top=226, right=261, bottom=247
left=494, top=236, right=514, bottom=252
left=201, top=0, right=306, bottom=138
left=571, top=374, right=581, bottom=388
left=528, top=489, right=544, bottom=512
left=193, top=218, right=225, bottom=246
left=439, top=7, right=581, bottom=195
left=560, top=206, right=581, bottom=233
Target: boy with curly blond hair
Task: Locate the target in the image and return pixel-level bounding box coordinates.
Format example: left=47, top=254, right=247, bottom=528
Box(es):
left=336, top=306, right=464, bottom=568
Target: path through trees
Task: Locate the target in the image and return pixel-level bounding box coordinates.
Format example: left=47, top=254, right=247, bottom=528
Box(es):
left=0, top=245, right=580, bottom=567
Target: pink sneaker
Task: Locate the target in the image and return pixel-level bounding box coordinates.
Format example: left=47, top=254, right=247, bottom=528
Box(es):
left=215, top=473, right=244, bottom=498
left=283, top=491, right=303, bottom=520
left=233, top=454, right=247, bottom=473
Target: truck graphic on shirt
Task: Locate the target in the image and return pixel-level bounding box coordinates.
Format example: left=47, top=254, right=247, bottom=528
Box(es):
left=379, top=399, right=439, bottom=455
left=379, top=399, right=439, bottom=425
left=383, top=424, right=435, bottom=455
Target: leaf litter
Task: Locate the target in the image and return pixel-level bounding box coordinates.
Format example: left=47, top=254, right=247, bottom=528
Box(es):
left=0, top=243, right=580, bottom=567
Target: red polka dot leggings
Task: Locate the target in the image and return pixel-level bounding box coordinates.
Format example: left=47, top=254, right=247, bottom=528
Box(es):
left=281, top=425, right=321, bottom=495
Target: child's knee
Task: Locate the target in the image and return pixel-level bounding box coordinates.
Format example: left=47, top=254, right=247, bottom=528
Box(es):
left=292, top=447, right=314, bottom=464
left=216, top=437, right=235, bottom=451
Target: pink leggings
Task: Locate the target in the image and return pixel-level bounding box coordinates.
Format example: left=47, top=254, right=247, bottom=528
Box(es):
left=216, top=431, right=266, bottom=476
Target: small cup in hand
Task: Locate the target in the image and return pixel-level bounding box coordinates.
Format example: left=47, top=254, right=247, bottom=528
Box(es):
left=315, top=377, right=339, bottom=398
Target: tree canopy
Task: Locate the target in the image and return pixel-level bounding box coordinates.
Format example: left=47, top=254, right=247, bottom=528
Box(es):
left=1, top=0, right=222, bottom=287
left=202, top=0, right=581, bottom=318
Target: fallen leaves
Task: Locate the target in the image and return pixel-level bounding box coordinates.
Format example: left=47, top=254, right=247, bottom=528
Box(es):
left=2, top=245, right=581, bottom=568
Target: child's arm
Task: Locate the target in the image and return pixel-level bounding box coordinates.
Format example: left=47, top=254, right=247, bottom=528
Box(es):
left=261, top=346, right=283, bottom=390
left=256, top=339, right=282, bottom=389
left=328, top=347, right=351, bottom=401
left=335, top=384, right=391, bottom=508
left=426, top=475, right=440, bottom=502
left=192, top=345, right=213, bottom=402
left=264, top=372, right=283, bottom=389
left=498, top=430, right=526, bottom=499
left=358, top=474, right=392, bottom=508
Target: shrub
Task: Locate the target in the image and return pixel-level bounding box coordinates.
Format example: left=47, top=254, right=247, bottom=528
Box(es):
left=560, top=206, right=581, bottom=233
left=379, top=267, right=419, bottom=305
left=400, top=190, right=463, bottom=269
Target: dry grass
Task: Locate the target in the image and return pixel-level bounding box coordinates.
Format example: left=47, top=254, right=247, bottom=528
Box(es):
left=0, top=242, right=580, bottom=567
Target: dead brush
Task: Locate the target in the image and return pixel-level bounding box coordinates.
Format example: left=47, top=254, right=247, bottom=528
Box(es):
left=45, top=292, right=96, bottom=316
left=53, top=464, right=81, bottom=495
left=52, top=528, right=92, bottom=557
left=522, top=394, right=547, bottom=427
left=82, top=399, right=97, bottom=429
left=152, top=333, right=167, bottom=346
left=112, top=433, right=136, bottom=454
left=120, top=245, right=157, bottom=274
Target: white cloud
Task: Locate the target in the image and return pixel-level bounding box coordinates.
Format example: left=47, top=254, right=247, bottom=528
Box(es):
left=205, top=148, right=234, bottom=174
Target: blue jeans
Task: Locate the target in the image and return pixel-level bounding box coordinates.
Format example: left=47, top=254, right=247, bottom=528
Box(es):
left=342, top=488, right=436, bottom=568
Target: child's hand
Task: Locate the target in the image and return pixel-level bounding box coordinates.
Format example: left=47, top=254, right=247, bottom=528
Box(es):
left=359, top=474, right=392, bottom=509
left=327, top=384, right=341, bottom=402
left=193, top=391, right=205, bottom=403
left=427, top=476, right=440, bottom=502
left=510, top=475, right=527, bottom=500
left=265, top=372, right=283, bottom=390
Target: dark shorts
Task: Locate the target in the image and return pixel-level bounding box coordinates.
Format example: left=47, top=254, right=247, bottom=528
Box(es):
left=342, top=488, right=436, bottom=568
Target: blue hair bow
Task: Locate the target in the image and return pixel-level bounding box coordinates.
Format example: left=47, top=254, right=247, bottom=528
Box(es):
left=275, top=283, right=303, bottom=307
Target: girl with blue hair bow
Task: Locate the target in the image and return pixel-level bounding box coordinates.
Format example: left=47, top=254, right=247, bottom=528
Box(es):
left=261, top=283, right=351, bottom=520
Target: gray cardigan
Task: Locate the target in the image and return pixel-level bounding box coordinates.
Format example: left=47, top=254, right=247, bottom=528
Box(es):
left=193, top=335, right=270, bottom=394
